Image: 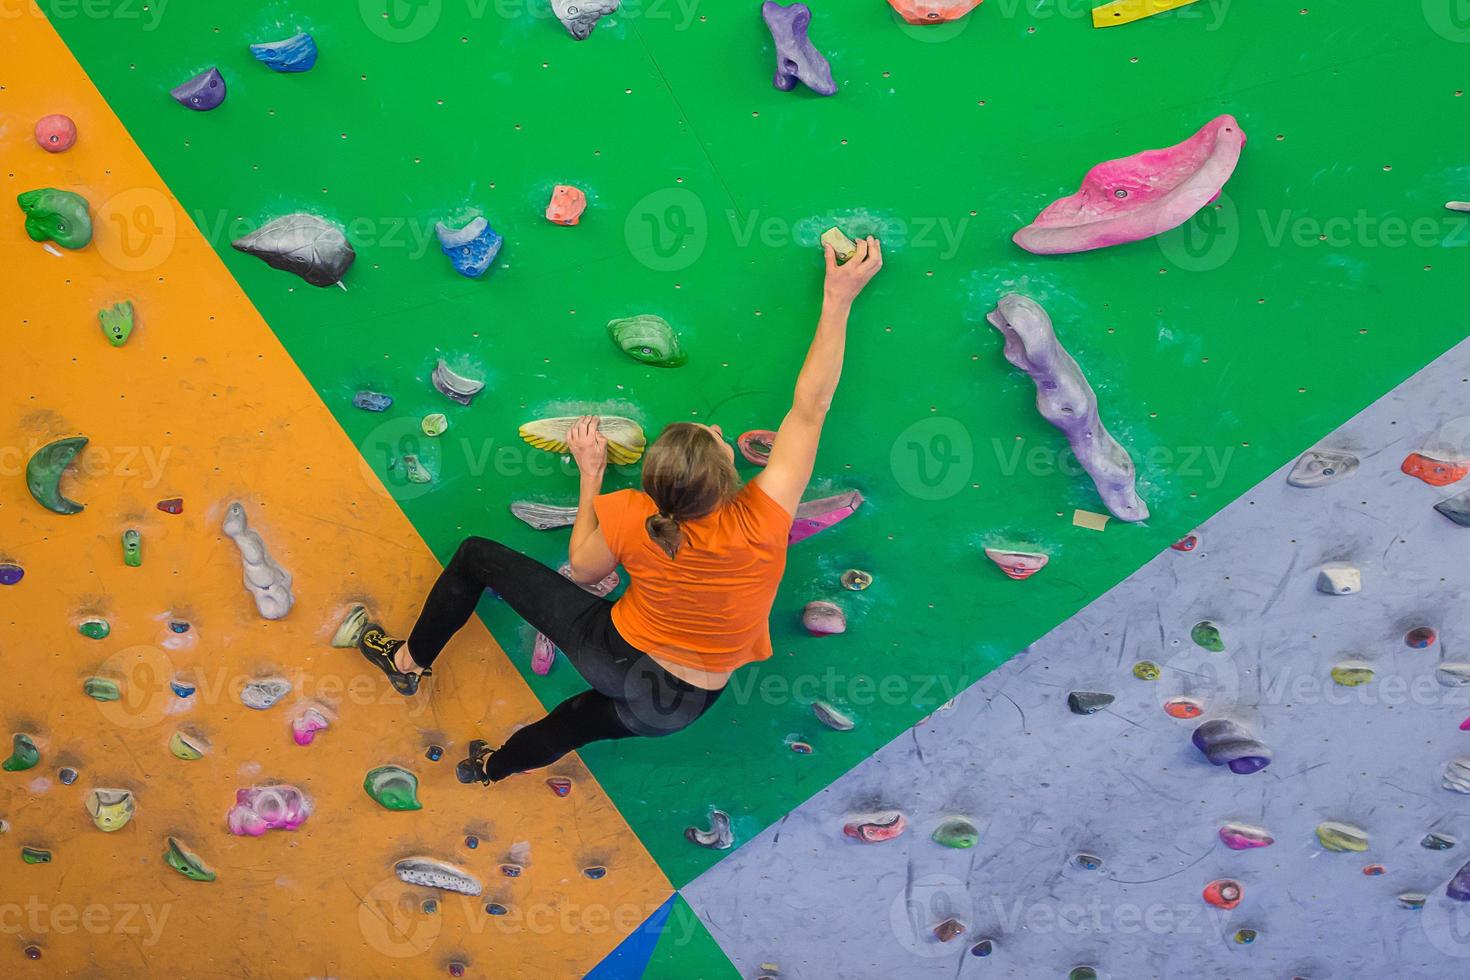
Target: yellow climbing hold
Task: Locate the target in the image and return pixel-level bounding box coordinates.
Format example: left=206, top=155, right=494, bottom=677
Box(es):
left=1331, top=661, right=1375, bottom=687
left=1092, top=0, right=1201, bottom=29
left=1316, top=820, right=1369, bottom=853
left=169, top=731, right=206, bottom=761
left=518, top=416, right=647, bottom=466
left=86, top=788, right=136, bottom=832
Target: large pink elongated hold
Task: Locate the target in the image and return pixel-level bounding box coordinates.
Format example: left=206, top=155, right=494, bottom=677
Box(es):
left=1014, top=115, right=1245, bottom=255
left=790, top=490, right=864, bottom=545
left=228, top=785, right=312, bottom=836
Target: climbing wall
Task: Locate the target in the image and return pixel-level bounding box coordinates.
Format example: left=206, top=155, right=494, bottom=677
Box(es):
left=3, top=0, right=1466, bottom=976
left=684, top=338, right=1470, bottom=975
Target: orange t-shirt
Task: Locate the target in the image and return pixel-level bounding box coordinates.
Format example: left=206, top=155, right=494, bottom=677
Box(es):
left=593, top=482, right=793, bottom=672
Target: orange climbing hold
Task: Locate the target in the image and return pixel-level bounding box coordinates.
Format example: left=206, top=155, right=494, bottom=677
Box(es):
left=886, top=0, right=982, bottom=24
left=1164, top=697, right=1203, bottom=719
left=1202, top=878, right=1242, bottom=910
left=546, top=185, right=587, bottom=226
left=1402, top=452, right=1469, bottom=487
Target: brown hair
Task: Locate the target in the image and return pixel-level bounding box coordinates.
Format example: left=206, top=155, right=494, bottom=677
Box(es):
left=641, top=422, right=739, bottom=559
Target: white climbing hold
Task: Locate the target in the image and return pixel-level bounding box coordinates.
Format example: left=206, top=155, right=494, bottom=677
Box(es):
left=1316, top=563, right=1361, bottom=596
left=1444, top=758, right=1470, bottom=794
left=222, top=502, right=295, bottom=620
left=394, top=857, right=483, bottom=896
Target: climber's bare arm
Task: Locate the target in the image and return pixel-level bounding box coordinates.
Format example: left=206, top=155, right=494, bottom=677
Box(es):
left=566, top=416, right=619, bottom=584
left=756, top=237, right=884, bottom=516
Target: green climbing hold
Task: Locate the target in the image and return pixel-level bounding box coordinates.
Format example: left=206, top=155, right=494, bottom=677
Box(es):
left=164, top=837, right=216, bottom=882
left=607, top=315, right=688, bottom=368
left=932, top=817, right=980, bottom=849
left=122, top=529, right=142, bottom=567
left=17, top=188, right=93, bottom=249
left=21, top=847, right=52, bottom=864
left=403, top=455, right=432, bottom=485
left=1331, top=660, right=1375, bottom=687
left=83, top=677, right=121, bottom=702
left=3, top=734, right=40, bottom=772
left=98, top=301, right=135, bottom=347
left=422, top=414, right=449, bottom=438
left=78, top=618, right=110, bottom=640
left=25, top=436, right=88, bottom=515
left=1316, top=820, right=1370, bottom=852
left=364, top=765, right=423, bottom=811
left=169, top=731, right=206, bottom=761
left=1068, top=968, right=1098, bottom=980
left=1190, top=621, right=1225, bottom=651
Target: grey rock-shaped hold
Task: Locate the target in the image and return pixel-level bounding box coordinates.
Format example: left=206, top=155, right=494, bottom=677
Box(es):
left=232, top=214, right=355, bottom=287
left=394, top=857, right=483, bottom=896
left=552, top=0, right=620, bottom=40
left=1444, top=758, right=1470, bottom=794
left=1192, top=718, right=1272, bottom=774
left=685, top=809, right=734, bottom=849
left=1067, top=691, right=1115, bottom=715
left=1435, top=488, right=1470, bottom=527
left=1316, top=563, right=1361, bottom=596
left=1439, top=663, right=1470, bottom=687
left=762, top=2, right=837, bottom=97
left=240, top=677, right=292, bottom=710
left=223, top=502, right=295, bottom=620
left=171, top=67, right=227, bottom=111
left=510, top=501, right=578, bottom=530
left=1423, top=832, right=1457, bottom=850
left=812, top=700, right=855, bottom=731
left=431, top=360, right=485, bottom=406
left=1286, top=449, right=1359, bottom=488
left=988, top=295, right=1148, bottom=522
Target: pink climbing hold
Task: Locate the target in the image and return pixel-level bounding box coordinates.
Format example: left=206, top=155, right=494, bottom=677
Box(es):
left=843, top=811, right=907, bottom=843
left=789, top=490, right=864, bottom=545
left=291, top=709, right=330, bottom=746
left=886, top=0, right=983, bottom=24
left=546, top=185, right=587, bottom=226
left=802, top=600, right=847, bottom=636
left=1013, top=115, right=1246, bottom=255
left=546, top=777, right=572, bottom=797
left=227, top=785, right=312, bottom=836
left=35, top=114, right=78, bottom=153
left=984, top=548, right=1048, bottom=581
left=1170, top=533, right=1199, bottom=552
left=1460, top=716, right=1470, bottom=732
left=1402, top=452, right=1469, bottom=487
left=1219, top=823, right=1274, bottom=850
left=738, top=430, right=777, bottom=467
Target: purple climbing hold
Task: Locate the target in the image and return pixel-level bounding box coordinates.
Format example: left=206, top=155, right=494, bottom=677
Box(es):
left=1448, top=858, right=1470, bottom=901
left=1192, top=718, right=1272, bottom=774
left=171, top=68, right=226, bottom=111
left=0, top=564, right=22, bottom=586
left=761, top=2, right=837, bottom=97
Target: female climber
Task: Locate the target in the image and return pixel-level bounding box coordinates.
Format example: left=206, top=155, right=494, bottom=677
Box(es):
left=357, top=237, right=884, bottom=785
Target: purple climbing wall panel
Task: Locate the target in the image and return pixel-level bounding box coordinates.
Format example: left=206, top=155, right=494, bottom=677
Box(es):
left=683, top=338, right=1470, bottom=977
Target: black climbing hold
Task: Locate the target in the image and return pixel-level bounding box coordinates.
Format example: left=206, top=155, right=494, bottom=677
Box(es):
left=426, top=745, right=444, bottom=762
left=422, top=899, right=438, bottom=914
left=1067, top=691, right=1115, bottom=715
left=485, top=903, right=508, bottom=916
left=1423, top=833, right=1457, bottom=850
left=58, top=767, right=77, bottom=785
left=970, top=939, right=994, bottom=957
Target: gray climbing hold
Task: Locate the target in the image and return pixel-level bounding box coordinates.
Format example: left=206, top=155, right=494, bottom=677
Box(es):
left=232, top=214, right=355, bottom=287
left=1444, top=758, right=1470, bottom=794
left=510, top=501, right=578, bottom=530
left=431, top=360, right=485, bottom=406
left=762, top=2, right=837, bottom=96
left=1316, top=563, right=1361, bottom=596
left=223, top=502, right=295, bottom=620
left=1434, top=488, right=1470, bottom=527
left=552, top=0, right=620, bottom=40
left=812, top=700, right=855, bottom=731
left=987, top=295, right=1148, bottom=522
left=685, top=809, right=734, bottom=850
left=1286, top=449, right=1359, bottom=488
left=1399, top=892, right=1428, bottom=910
left=395, top=857, right=483, bottom=896
left=403, top=455, right=432, bottom=484
left=1422, top=832, right=1457, bottom=850
left=240, top=677, right=292, bottom=710
left=1067, top=691, right=1115, bottom=715
left=1439, top=663, right=1470, bottom=687
left=1192, top=718, right=1272, bottom=774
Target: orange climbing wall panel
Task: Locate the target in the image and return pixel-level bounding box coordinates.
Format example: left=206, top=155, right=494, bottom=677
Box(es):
left=0, top=9, right=669, bottom=976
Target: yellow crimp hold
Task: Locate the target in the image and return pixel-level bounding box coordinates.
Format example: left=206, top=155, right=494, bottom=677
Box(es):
left=1092, top=0, right=1201, bottom=28
left=518, top=416, right=647, bottom=466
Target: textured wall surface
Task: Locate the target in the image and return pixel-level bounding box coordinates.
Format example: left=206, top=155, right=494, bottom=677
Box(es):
left=685, top=339, right=1470, bottom=978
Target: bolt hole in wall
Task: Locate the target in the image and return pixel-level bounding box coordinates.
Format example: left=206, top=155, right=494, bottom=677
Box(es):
left=8, top=0, right=1469, bottom=977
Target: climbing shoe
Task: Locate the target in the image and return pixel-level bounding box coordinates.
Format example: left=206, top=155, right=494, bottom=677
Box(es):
left=358, top=624, right=430, bottom=696
left=456, top=740, right=495, bottom=786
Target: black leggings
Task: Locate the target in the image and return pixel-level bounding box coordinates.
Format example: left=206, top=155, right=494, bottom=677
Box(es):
left=408, top=537, right=723, bottom=782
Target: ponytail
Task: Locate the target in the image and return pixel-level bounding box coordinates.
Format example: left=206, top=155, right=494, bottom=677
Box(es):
left=645, top=512, right=685, bottom=559
left=641, top=423, right=739, bottom=560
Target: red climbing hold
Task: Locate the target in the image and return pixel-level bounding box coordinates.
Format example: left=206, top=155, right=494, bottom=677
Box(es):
left=887, top=0, right=982, bottom=24
left=1203, top=879, right=1242, bottom=910
left=157, top=497, right=184, bottom=514
left=1170, top=533, right=1199, bottom=552
left=1363, top=864, right=1387, bottom=876
left=1402, top=452, right=1469, bottom=487
left=843, top=811, right=907, bottom=843
left=546, top=777, right=572, bottom=797
left=34, top=114, right=77, bottom=153
left=1164, top=697, right=1203, bottom=719
left=1406, top=626, right=1437, bottom=649
left=546, top=185, right=587, bottom=226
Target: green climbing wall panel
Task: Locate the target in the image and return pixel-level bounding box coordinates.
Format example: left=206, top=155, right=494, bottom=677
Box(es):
left=43, top=0, right=1465, bottom=900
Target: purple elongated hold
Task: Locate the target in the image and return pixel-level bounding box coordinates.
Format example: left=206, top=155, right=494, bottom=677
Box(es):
left=1448, top=857, right=1470, bottom=902
left=762, top=2, right=837, bottom=97
left=790, top=490, right=863, bottom=544
left=171, top=68, right=227, bottom=111
left=1192, top=718, right=1272, bottom=774
left=987, top=295, right=1148, bottom=522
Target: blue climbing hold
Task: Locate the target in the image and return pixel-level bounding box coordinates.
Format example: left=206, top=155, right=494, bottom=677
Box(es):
left=249, top=33, right=318, bottom=73
left=436, top=216, right=503, bottom=279
left=465, top=835, right=479, bottom=849
left=353, top=391, right=394, bottom=413
left=485, top=903, right=508, bottom=916
left=170, top=678, right=196, bottom=698
left=426, top=745, right=444, bottom=762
